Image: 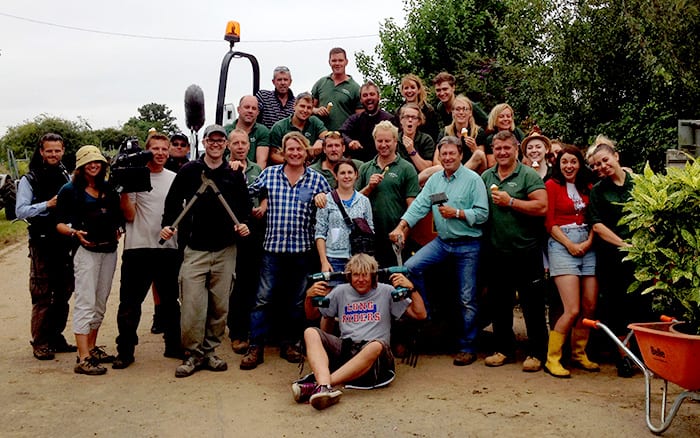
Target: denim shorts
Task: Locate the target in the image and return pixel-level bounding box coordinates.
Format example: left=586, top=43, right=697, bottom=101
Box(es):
left=547, top=226, right=596, bottom=277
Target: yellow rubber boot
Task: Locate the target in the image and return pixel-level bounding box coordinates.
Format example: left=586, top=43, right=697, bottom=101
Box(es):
left=571, top=328, right=600, bottom=372
left=544, top=331, right=571, bottom=378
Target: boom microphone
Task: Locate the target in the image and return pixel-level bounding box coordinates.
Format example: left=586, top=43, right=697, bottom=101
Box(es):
left=184, top=84, right=205, bottom=132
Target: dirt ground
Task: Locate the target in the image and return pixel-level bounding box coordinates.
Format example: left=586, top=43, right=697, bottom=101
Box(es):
left=0, top=241, right=698, bottom=438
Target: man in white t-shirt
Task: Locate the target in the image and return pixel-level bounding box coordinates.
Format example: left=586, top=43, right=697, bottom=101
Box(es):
left=113, top=133, right=182, bottom=369
left=292, top=254, right=427, bottom=410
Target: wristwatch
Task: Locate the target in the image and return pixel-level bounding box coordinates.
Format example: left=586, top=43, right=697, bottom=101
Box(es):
left=408, top=150, right=417, bottom=156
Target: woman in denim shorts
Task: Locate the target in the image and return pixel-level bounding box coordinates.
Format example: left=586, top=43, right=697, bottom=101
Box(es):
left=543, top=145, right=598, bottom=378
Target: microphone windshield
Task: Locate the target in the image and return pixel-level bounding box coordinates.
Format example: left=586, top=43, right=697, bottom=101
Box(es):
left=184, top=84, right=205, bottom=132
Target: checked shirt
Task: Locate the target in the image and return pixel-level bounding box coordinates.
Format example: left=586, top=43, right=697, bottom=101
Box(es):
left=249, top=164, right=330, bottom=253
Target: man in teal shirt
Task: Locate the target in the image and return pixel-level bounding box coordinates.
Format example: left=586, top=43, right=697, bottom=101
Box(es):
left=390, top=136, right=489, bottom=366
left=312, top=47, right=362, bottom=131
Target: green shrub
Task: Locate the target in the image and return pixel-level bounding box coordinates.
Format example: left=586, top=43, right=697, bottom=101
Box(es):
left=621, top=158, right=700, bottom=333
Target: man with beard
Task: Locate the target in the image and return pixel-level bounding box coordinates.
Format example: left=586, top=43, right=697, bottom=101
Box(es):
left=340, top=81, right=394, bottom=163
left=15, top=133, right=74, bottom=360
left=310, top=132, right=362, bottom=189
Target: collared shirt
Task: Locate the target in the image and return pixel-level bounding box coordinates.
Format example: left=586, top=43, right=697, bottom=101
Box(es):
left=249, top=164, right=331, bottom=253
left=356, top=155, right=420, bottom=236
left=269, top=115, right=327, bottom=149
left=255, top=89, right=296, bottom=129
left=403, top=166, right=489, bottom=239
left=224, top=120, right=270, bottom=162
left=309, top=158, right=364, bottom=189
left=482, top=162, right=546, bottom=252
left=16, top=177, right=49, bottom=219
left=311, top=74, right=362, bottom=131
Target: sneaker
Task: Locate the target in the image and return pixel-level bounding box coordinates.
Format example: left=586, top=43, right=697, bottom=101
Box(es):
left=33, top=345, right=55, bottom=361
left=205, top=355, right=228, bottom=372
left=484, top=352, right=514, bottom=367
left=280, top=344, right=302, bottom=363
left=453, top=352, right=477, bottom=366
left=74, top=356, right=107, bottom=375
left=175, top=356, right=204, bottom=378
left=112, top=355, right=135, bottom=369
left=522, top=356, right=543, bottom=372
left=309, top=385, right=342, bottom=410
left=231, top=339, right=249, bottom=355
left=240, top=345, right=264, bottom=370
left=49, top=339, right=78, bottom=353
left=292, top=382, right=317, bottom=403
left=89, top=346, right=115, bottom=363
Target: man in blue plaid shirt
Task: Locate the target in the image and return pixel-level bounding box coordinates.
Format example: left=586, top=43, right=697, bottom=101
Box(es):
left=241, top=132, right=331, bottom=370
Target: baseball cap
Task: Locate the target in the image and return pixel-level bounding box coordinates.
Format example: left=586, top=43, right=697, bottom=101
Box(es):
left=203, top=124, right=227, bottom=138
left=170, top=132, right=189, bottom=143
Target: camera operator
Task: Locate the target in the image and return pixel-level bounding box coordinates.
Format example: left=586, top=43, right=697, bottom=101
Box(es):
left=112, top=132, right=182, bottom=369
left=292, top=254, right=426, bottom=410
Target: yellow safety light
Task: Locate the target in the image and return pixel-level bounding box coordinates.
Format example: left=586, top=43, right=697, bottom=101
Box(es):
left=225, top=21, right=241, bottom=43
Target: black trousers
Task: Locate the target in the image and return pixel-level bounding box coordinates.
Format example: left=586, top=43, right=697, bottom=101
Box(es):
left=115, top=248, right=181, bottom=357
left=486, top=246, right=548, bottom=360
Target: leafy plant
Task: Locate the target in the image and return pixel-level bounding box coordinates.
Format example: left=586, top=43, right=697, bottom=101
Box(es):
left=621, top=158, right=700, bottom=333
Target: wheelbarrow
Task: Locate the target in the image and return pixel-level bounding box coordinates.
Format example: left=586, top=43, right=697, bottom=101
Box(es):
left=583, top=317, right=700, bottom=435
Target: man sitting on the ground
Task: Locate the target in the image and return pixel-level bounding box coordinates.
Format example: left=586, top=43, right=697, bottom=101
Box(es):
left=292, top=253, right=427, bottom=410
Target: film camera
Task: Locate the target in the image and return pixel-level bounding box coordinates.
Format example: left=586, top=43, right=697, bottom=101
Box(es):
left=110, top=138, right=153, bottom=193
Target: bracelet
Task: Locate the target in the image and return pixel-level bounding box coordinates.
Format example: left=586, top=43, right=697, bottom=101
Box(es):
left=508, top=198, right=515, bottom=208
left=455, top=209, right=460, bottom=219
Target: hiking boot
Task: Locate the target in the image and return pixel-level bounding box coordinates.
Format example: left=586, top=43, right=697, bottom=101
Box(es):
left=484, top=352, right=514, bottom=367
left=112, top=355, right=135, bottom=369
left=90, top=346, right=115, bottom=363
left=175, top=356, right=204, bottom=378
left=231, top=339, right=249, bottom=355
left=453, top=352, right=477, bottom=366
left=33, top=345, right=55, bottom=361
left=292, top=382, right=317, bottom=403
left=74, top=356, right=107, bottom=375
left=50, top=338, right=78, bottom=353
left=240, top=345, right=264, bottom=370
left=309, top=385, right=342, bottom=410
left=205, top=355, right=228, bottom=372
left=280, top=344, right=302, bottom=363
left=522, top=356, right=543, bottom=372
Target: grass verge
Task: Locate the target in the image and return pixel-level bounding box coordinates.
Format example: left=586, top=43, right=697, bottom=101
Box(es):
left=0, top=209, right=28, bottom=248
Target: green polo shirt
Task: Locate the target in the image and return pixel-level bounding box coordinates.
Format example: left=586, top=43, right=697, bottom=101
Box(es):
left=244, top=159, right=263, bottom=207
left=356, top=155, right=420, bottom=237
left=482, top=162, right=546, bottom=252
left=311, top=75, right=362, bottom=131
left=588, top=170, right=634, bottom=244
left=224, top=120, right=270, bottom=162
left=309, top=158, right=364, bottom=189
left=397, top=131, right=436, bottom=168
left=269, top=115, right=326, bottom=149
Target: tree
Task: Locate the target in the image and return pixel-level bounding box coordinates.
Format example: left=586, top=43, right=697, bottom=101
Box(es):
left=0, top=115, right=98, bottom=172
left=123, top=103, right=180, bottom=142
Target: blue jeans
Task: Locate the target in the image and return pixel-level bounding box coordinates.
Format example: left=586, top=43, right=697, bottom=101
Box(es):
left=405, top=237, right=481, bottom=353
left=249, top=251, right=312, bottom=346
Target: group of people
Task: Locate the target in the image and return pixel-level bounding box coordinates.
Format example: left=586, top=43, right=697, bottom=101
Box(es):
left=14, top=47, right=647, bottom=411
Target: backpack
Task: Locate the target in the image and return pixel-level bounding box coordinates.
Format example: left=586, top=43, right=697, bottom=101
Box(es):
left=0, top=174, right=18, bottom=220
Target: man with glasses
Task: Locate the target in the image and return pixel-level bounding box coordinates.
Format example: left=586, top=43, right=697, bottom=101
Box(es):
left=269, top=92, right=328, bottom=165
left=166, top=133, right=190, bottom=172
left=256, top=66, right=296, bottom=129
left=160, top=124, right=252, bottom=378
left=312, top=47, right=362, bottom=131
left=224, top=95, right=270, bottom=169
left=340, top=81, right=394, bottom=163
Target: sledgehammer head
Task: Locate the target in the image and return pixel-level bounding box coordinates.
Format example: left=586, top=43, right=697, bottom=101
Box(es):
left=429, top=192, right=448, bottom=206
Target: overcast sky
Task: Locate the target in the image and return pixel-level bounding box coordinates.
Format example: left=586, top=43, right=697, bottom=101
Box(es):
left=0, top=0, right=406, bottom=137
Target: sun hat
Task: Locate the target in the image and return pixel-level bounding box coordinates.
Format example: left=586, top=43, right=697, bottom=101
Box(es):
left=75, top=145, right=108, bottom=168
